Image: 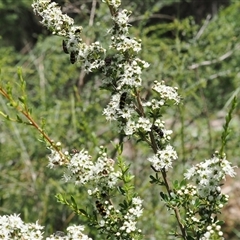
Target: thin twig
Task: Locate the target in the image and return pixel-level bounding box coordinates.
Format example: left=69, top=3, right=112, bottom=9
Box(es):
left=129, top=13, right=175, bottom=23
left=0, top=87, right=67, bottom=162
left=189, top=44, right=240, bottom=70
left=89, top=0, right=97, bottom=27
left=194, top=14, right=211, bottom=41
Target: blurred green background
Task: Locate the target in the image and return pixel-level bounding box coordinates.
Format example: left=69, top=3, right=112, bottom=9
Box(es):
left=0, top=0, right=239, bottom=239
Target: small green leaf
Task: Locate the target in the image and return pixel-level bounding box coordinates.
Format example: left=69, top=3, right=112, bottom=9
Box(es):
left=16, top=115, right=23, bottom=123
left=149, top=175, right=157, bottom=184
left=55, top=193, right=64, bottom=203
left=173, top=180, right=179, bottom=188
left=180, top=179, right=187, bottom=187
left=78, top=208, right=88, bottom=216
left=70, top=195, right=77, bottom=209
left=160, top=191, right=168, bottom=201
left=17, top=67, right=24, bottom=83
left=186, top=236, right=195, bottom=240
left=18, top=96, right=25, bottom=104
left=117, top=186, right=126, bottom=195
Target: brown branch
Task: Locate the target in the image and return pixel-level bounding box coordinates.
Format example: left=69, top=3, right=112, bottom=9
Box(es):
left=0, top=87, right=67, bottom=162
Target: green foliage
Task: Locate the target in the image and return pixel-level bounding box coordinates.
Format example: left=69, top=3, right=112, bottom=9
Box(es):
left=139, top=1, right=240, bottom=164
left=0, top=0, right=38, bottom=50
left=219, top=96, right=237, bottom=157
left=0, top=0, right=239, bottom=239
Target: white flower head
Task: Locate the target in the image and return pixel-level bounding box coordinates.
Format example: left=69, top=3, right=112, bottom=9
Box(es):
left=66, top=225, right=92, bottom=239
left=47, top=148, right=67, bottom=168
left=103, top=92, right=122, bottom=121
left=103, top=0, right=121, bottom=9
left=123, top=120, right=136, bottom=135
left=148, top=145, right=178, bottom=171
left=32, top=0, right=74, bottom=36
left=135, top=117, right=151, bottom=132
left=64, top=149, right=95, bottom=185
left=184, top=155, right=237, bottom=198
left=0, top=214, right=44, bottom=239
left=152, top=80, right=180, bottom=104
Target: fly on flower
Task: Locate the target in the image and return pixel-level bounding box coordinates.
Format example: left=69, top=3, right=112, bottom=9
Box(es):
left=152, top=125, right=164, bottom=138
left=75, top=28, right=81, bottom=34
left=71, top=148, right=80, bottom=155
left=105, top=57, right=112, bottom=66
left=62, top=40, right=69, bottom=54
left=119, top=92, right=127, bottom=109
left=70, top=51, right=76, bottom=64
left=95, top=200, right=107, bottom=216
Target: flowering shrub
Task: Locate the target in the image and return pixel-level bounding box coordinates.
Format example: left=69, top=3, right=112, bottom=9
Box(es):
left=0, top=0, right=237, bottom=239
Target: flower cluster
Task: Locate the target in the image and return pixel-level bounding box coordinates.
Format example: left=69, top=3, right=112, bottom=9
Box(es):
left=102, top=59, right=149, bottom=123
left=200, top=223, right=224, bottom=240
left=32, top=0, right=74, bottom=36
left=184, top=154, right=236, bottom=198
left=96, top=196, right=143, bottom=239
left=118, top=197, right=143, bottom=237
left=0, top=213, right=93, bottom=240
left=30, top=1, right=237, bottom=239
left=32, top=0, right=106, bottom=70
left=152, top=80, right=180, bottom=105
left=175, top=184, right=197, bottom=199
left=0, top=214, right=44, bottom=239
left=46, top=225, right=92, bottom=240
left=62, top=148, right=121, bottom=192
left=102, top=0, right=121, bottom=9
left=47, top=143, right=68, bottom=168
left=77, top=42, right=106, bottom=72
left=148, top=145, right=178, bottom=171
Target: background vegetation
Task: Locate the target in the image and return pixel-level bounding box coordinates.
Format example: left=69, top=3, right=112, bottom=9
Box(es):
left=0, top=0, right=239, bottom=239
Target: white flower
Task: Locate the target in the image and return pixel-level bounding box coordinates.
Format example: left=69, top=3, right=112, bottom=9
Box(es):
left=184, top=155, right=237, bottom=198
left=103, top=93, right=121, bottom=121
left=103, top=0, right=121, bottom=9
left=148, top=145, right=178, bottom=171
left=135, top=117, right=151, bottom=132
left=32, top=0, right=74, bottom=36
left=152, top=80, right=180, bottom=104
left=124, top=120, right=136, bottom=135
left=65, top=149, right=95, bottom=185
left=47, top=148, right=66, bottom=168
left=143, top=98, right=165, bottom=109
left=116, top=59, right=148, bottom=88
left=0, top=214, right=44, bottom=239
left=66, top=225, right=92, bottom=239
left=111, top=36, right=142, bottom=54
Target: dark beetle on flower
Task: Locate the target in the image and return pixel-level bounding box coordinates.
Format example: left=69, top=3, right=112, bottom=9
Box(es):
left=62, top=40, right=69, bottom=54
left=119, top=92, right=127, bottom=109
left=104, top=57, right=112, bottom=66
left=95, top=200, right=107, bottom=216
left=152, top=125, right=164, bottom=138
left=70, top=51, right=76, bottom=64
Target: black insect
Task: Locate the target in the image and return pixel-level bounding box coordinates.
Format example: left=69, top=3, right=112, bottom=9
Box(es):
left=62, top=40, right=69, bottom=54
left=119, top=92, right=127, bottom=109
left=75, top=28, right=81, bottom=34
left=104, top=57, right=112, bottom=66
left=70, top=51, right=76, bottom=64
left=71, top=149, right=79, bottom=155
left=152, top=125, right=164, bottom=138
left=95, top=200, right=107, bottom=216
